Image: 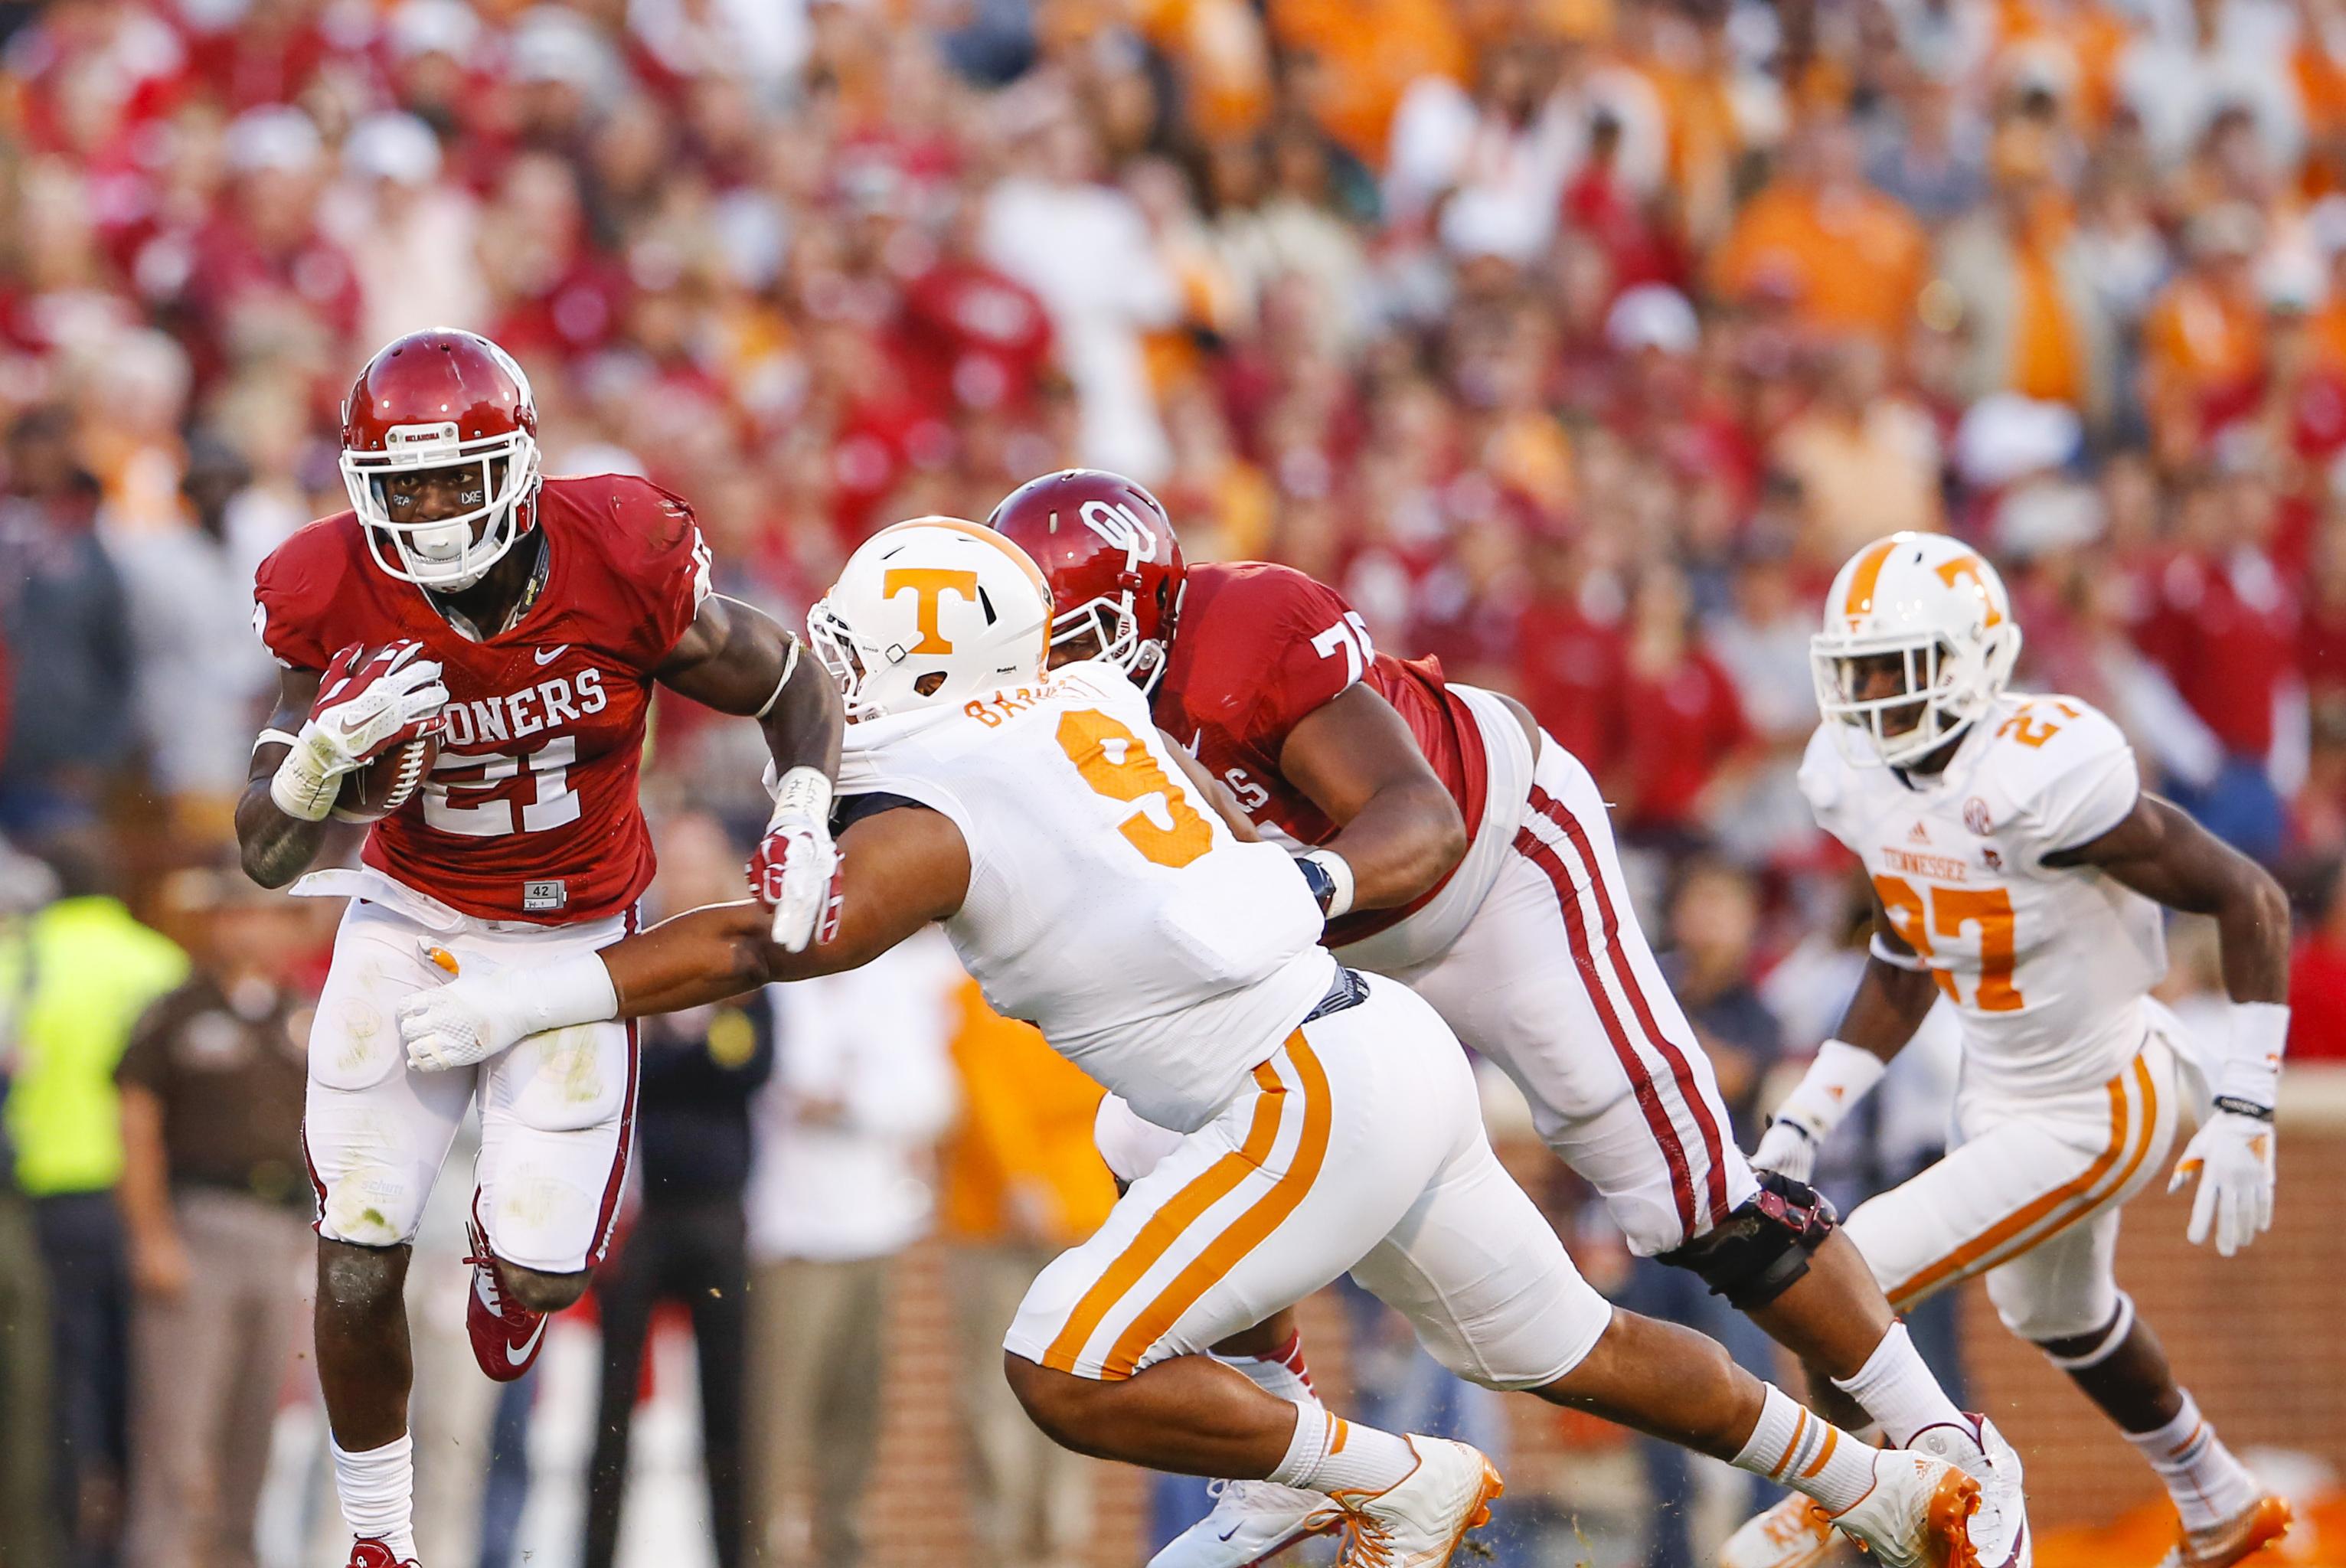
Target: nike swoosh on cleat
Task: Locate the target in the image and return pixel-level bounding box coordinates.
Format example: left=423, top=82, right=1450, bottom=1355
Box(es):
left=535, top=645, right=568, bottom=665
left=507, top=1319, right=547, bottom=1365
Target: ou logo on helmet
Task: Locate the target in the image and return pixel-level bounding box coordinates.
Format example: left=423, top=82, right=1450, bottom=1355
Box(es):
left=1079, top=499, right=1158, bottom=562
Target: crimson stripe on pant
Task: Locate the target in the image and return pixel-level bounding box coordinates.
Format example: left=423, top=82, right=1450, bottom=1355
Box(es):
left=1511, top=824, right=1701, bottom=1241
left=586, top=903, right=643, bottom=1266
left=1531, top=785, right=1733, bottom=1227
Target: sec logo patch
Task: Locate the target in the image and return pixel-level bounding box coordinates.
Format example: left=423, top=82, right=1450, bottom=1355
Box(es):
left=1963, top=797, right=1994, bottom=836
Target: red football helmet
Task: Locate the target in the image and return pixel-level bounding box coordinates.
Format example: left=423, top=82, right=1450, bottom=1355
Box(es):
left=339, top=328, right=541, bottom=591
left=986, top=469, right=1186, bottom=692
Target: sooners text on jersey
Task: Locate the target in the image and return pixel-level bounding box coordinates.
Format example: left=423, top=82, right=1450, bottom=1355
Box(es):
left=1152, top=562, right=1488, bottom=946
left=253, top=474, right=713, bottom=923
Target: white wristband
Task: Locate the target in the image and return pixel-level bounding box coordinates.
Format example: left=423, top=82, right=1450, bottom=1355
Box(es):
left=1771, top=1040, right=1889, bottom=1142
left=511, top=951, right=622, bottom=1035
left=2218, top=1001, right=2288, bottom=1109
left=769, top=764, right=833, bottom=828
left=1301, top=849, right=1354, bottom=920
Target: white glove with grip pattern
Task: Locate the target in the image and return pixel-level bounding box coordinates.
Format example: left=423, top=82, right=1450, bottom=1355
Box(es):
left=397, top=942, right=619, bottom=1073
left=270, top=641, right=448, bottom=821
left=750, top=766, right=840, bottom=953
left=2168, top=1107, right=2276, bottom=1258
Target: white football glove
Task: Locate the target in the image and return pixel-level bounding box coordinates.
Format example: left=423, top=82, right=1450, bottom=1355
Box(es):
left=270, top=641, right=449, bottom=821
left=750, top=766, right=841, bottom=953
left=397, top=943, right=619, bottom=1073
left=1751, top=1119, right=1820, bottom=1184
left=1748, top=1040, right=1887, bottom=1187
left=2168, top=1108, right=2276, bottom=1258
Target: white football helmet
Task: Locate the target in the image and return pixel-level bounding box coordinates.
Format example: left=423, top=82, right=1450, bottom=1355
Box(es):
left=1811, top=531, right=2022, bottom=767
left=809, top=516, right=1054, bottom=720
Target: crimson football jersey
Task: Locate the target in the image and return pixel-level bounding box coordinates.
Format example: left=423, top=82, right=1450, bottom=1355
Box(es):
left=1152, top=562, right=1489, bottom=946
left=253, top=474, right=713, bottom=924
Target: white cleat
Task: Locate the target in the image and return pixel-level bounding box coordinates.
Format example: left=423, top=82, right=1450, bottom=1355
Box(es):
left=1908, top=1416, right=2030, bottom=1568
left=1148, top=1478, right=1341, bottom=1567
left=1329, top=1436, right=1504, bottom=1566
left=1826, top=1450, right=1983, bottom=1568
left=1718, top=1491, right=1854, bottom=1568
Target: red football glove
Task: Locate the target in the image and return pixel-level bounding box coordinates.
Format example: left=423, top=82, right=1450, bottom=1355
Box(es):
left=270, top=641, right=449, bottom=821
left=747, top=766, right=841, bottom=952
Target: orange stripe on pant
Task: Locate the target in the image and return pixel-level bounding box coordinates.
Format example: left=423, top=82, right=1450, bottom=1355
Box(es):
left=1040, top=1050, right=1296, bottom=1374
left=1100, top=1037, right=1335, bottom=1378
left=1888, top=1054, right=2158, bottom=1312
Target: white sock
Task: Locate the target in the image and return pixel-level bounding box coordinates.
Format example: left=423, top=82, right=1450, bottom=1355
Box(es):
left=1266, top=1407, right=1419, bottom=1497
left=1216, top=1329, right=1323, bottom=1411
left=1732, top=1383, right=1880, bottom=1516
left=2125, top=1392, right=2262, bottom=1531
left=332, top=1433, right=417, bottom=1561
left=1831, top=1322, right=1967, bottom=1449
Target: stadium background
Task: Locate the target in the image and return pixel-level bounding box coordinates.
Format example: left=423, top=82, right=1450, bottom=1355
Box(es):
left=2, top=0, right=2346, bottom=1564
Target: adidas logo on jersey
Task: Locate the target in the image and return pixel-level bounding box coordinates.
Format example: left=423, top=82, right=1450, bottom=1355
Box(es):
left=1908, top=822, right=1931, bottom=844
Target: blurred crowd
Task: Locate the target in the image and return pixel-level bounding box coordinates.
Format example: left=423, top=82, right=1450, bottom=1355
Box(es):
left=2, top=0, right=2346, bottom=1562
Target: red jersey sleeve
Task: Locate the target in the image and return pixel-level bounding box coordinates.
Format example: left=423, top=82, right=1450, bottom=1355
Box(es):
left=1190, top=564, right=1371, bottom=752
left=250, top=517, right=358, bottom=672
left=596, top=477, right=715, bottom=669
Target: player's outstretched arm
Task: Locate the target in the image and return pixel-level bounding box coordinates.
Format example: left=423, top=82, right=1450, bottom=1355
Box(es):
left=237, top=667, right=333, bottom=888
left=2042, top=794, right=2289, bottom=1008
left=1277, top=684, right=1468, bottom=916
left=655, top=593, right=844, bottom=779
left=2046, top=793, right=2290, bottom=1255
left=397, top=806, right=972, bottom=1071
left=1752, top=895, right=1939, bottom=1181
left=657, top=594, right=848, bottom=951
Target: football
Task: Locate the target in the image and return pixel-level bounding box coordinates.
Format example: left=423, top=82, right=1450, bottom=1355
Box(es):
left=330, top=732, right=440, bottom=823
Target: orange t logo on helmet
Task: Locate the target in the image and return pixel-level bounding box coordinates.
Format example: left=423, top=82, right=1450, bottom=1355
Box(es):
left=884, top=567, right=982, bottom=654
left=1934, top=555, right=2005, bottom=626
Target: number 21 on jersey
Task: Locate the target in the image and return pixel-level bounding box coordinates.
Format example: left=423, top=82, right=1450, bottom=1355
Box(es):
left=1874, top=874, right=2025, bottom=1011
left=1057, top=709, right=1213, bottom=869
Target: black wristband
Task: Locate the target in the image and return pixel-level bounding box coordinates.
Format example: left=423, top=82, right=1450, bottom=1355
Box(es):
left=1296, top=854, right=1337, bottom=915
left=2213, top=1095, right=2276, bottom=1122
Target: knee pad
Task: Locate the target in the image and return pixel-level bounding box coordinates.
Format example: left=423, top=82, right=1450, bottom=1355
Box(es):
left=1657, top=1171, right=1838, bottom=1312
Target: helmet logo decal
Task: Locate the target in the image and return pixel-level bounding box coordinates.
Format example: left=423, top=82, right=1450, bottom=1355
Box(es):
left=1934, top=556, right=2005, bottom=625
left=883, top=567, right=981, bottom=654
left=1077, top=499, right=1158, bottom=562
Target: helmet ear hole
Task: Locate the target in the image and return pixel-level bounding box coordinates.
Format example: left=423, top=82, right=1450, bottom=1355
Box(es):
left=913, top=671, right=948, bottom=697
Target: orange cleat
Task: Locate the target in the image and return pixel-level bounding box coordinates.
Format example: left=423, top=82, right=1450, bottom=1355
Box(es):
left=2155, top=1495, right=2292, bottom=1568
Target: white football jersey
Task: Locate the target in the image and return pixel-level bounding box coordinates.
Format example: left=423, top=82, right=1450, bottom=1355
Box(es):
left=1798, top=693, right=2165, bottom=1099
left=836, top=659, right=1335, bottom=1132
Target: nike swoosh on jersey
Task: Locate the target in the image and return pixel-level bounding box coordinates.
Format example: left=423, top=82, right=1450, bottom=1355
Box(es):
left=534, top=645, right=569, bottom=665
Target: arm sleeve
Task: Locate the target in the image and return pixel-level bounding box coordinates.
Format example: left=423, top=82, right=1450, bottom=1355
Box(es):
left=611, top=479, right=716, bottom=668
left=250, top=538, right=338, bottom=672
left=1228, top=568, right=1371, bottom=748
left=1795, top=724, right=1853, bottom=843
left=2016, top=705, right=2142, bottom=866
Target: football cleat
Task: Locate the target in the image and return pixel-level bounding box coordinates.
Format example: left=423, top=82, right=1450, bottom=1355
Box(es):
left=1147, top=1478, right=1340, bottom=1567
left=2153, top=1494, right=2292, bottom=1568
left=1824, top=1451, right=1982, bottom=1568
left=345, top=1538, right=419, bottom=1568
left=462, top=1214, right=547, bottom=1383
left=1718, top=1491, right=1851, bottom=1568
left=1327, top=1436, right=1503, bottom=1566
left=1907, top=1416, right=2029, bottom=1567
